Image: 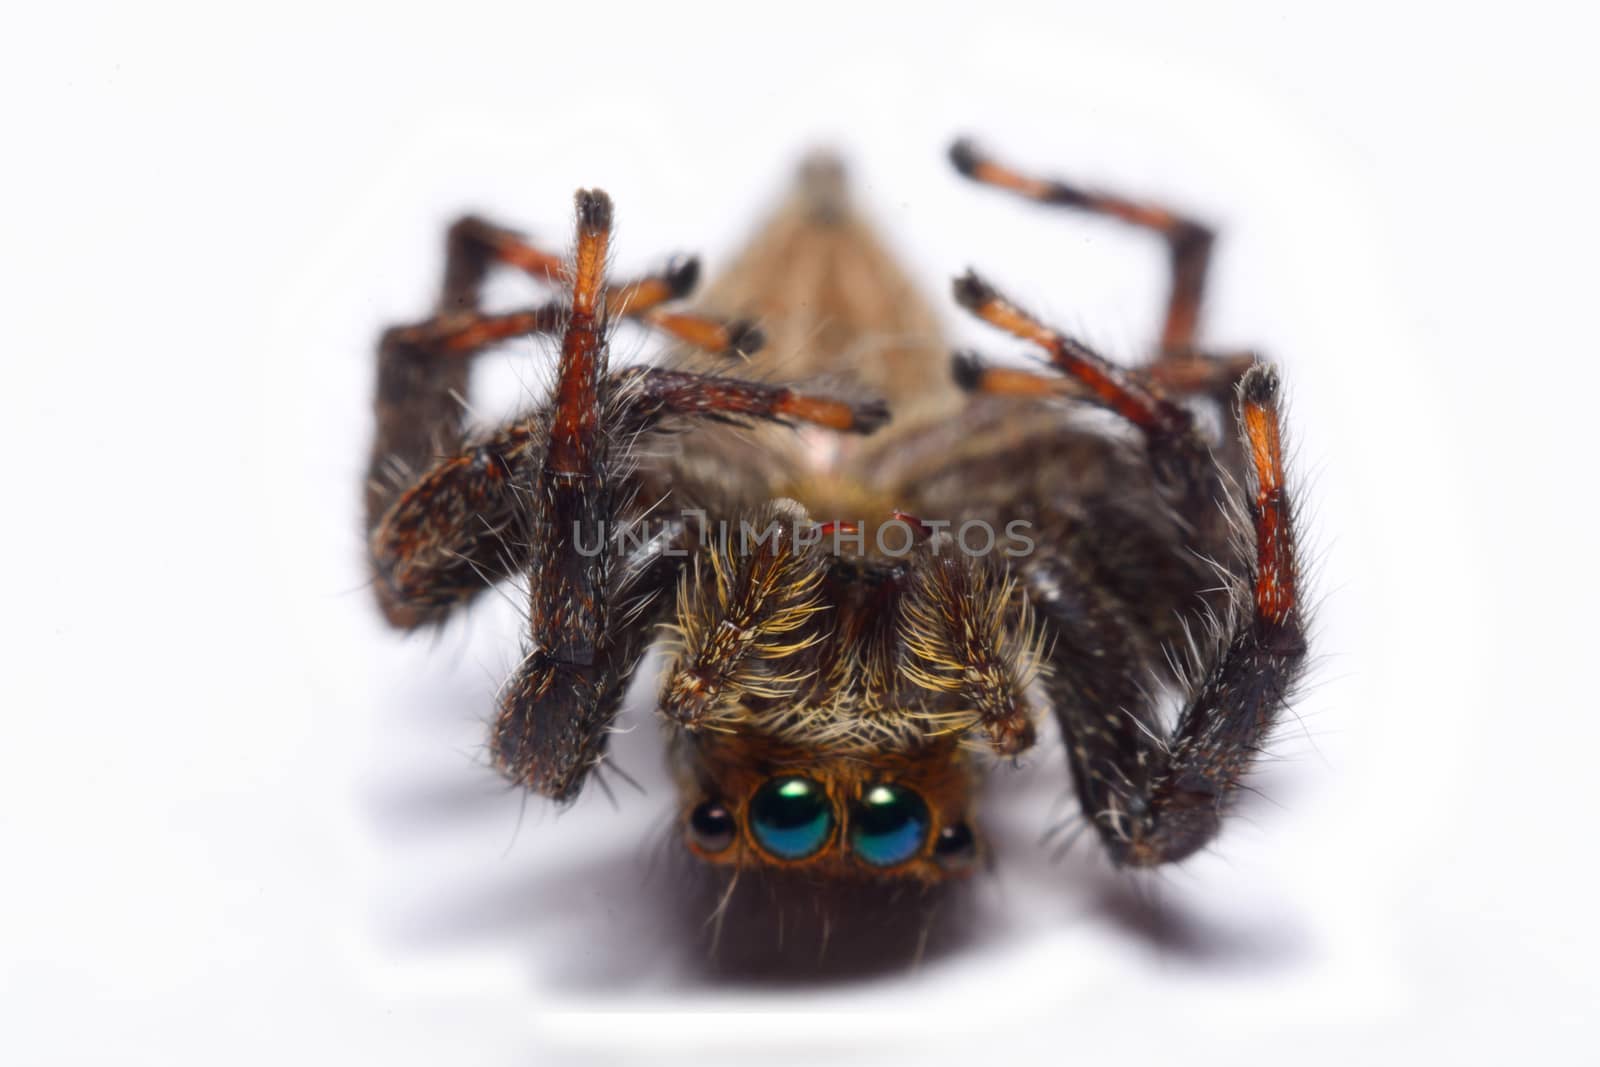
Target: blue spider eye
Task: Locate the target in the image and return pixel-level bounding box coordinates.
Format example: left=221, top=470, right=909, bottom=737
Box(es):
left=850, top=783, right=931, bottom=867
left=748, top=776, right=834, bottom=860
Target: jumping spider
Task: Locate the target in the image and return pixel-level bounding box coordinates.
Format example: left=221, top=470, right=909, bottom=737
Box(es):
left=364, top=140, right=1308, bottom=892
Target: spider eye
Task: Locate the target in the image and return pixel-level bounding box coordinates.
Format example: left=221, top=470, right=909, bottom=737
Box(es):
left=748, top=776, right=834, bottom=860
left=933, top=821, right=978, bottom=872
left=849, top=783, right=931, bottom=867
left=687, top=799, right=736, bottom=853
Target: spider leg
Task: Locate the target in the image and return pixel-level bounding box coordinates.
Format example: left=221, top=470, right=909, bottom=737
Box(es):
left=952, top=273, right=1240, bottom=563
left=491, top=190, right=627, bottom=801
left=371, top=255, right=752, bottom=483
left=368, top=415, right=545, bottom=629
left=364, top=233, right=583, bottom=629
left=363, top=212, right=575, bottom=624
left=950, top=137, right=1215, bottom=359
left=1031, top=366, right=1307, bottom=866
left=952, top=348, right=1258, bottom=404
left=489, top=193, right=893, bottom=801
left=366, top=215, right=761, bottom=526
left=953, top=271, right=1191, bottom=438
left=368, top=362, right=891, bottom=631
left=365, top=199, right=783, bottom=626
left=949, top=135, right=1255, bottom=438
left=616, top=367, right=890, bottom=434
left=445, top=215, right=765, bottom=356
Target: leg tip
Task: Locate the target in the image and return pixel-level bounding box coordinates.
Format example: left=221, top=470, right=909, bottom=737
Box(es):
left=947, top=268, right=998, bottom=315
left=948, top=137, right=981, bottom=178
left=663, top=255, right=701, bottom=299
left=951, top=349, right=986, bottom=392
left=575, top=188, right=614, bottom=233
left=724, top=320, right=765, bottom=359
left=1237, top=362, right=1280, bottom=408
left=952, top=269, right=997, bottom=312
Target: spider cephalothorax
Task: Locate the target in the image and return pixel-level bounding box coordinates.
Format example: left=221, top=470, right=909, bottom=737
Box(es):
left=657, top=517, right=1043, bottom=881
left=364, top=140, right=1308, bottom=891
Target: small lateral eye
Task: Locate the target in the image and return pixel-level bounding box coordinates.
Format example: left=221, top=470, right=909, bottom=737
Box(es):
left=849, top=783, right=931, bottom=868
left=687, top=799, right=736, bottom=853
left=933, top=822, right=978, bottom=872
left=749, top=776, right=834, bottom=860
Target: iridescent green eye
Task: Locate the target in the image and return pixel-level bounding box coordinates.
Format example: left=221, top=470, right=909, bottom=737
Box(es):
left=849, top=783, right=931, bottom=867
left=748, top=776, right=834, bottom=860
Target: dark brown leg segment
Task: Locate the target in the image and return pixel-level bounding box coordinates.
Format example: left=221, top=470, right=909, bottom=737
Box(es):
left=487, top=194, right=895, bottom=800
left=365, top=196, right=786, bottom=635
left=492, top=191, right=622, bottom=801
left=1032, top=366, right=1307, bottom=866
left=616, top=367, right=890, bottom=434
left=367, top=363, right=894, bottom=632
left=371, top=193, right=894, bottom=801
left=367, top=213, right=764, bottom=530
left=368, top=416, right=545, bottom=629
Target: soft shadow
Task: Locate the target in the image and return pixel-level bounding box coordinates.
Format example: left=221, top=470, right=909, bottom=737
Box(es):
left=382, top=817, right=984, bottom=989
left=1086, top=878, right=1308, bottom=968
left=667, top=860, right=982, bottom=987
left=976, top=745, right=1312, bottom=971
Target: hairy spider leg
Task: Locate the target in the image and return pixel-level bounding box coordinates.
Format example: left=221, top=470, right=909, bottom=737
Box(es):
left=951, top=348, right=1258, bottom=404
left=412, top=193, right=897, bottom=800
left=1122, top=365, right=1306, bottom=865
left=949, top=138, right=1214, bottom=357
left=948, top=137, right=1259, bottom=424
left=951, top=271, right=1192, bottom=439
left=365, top=213, right=758, bottom=524
left=490, top=190, right=632, bottom=800
left=368, top=369, right=895, bottom=631
left=952, top=271, right=1238, bottom=602
left=1028, top=366, right=1307, bottom=866
left=446, top=215, right=765, bottom=356
left=618, top=367, right=890, bottom=434
left=363, top=221, right=580, bottom=616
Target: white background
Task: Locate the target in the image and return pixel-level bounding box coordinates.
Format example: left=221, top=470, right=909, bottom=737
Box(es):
left=4, top=2, right=1596, bottom=1064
